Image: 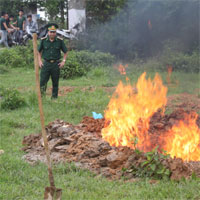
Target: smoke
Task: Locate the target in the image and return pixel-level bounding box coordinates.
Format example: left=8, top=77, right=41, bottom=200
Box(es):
left=82, top=0, right=199, bottom=59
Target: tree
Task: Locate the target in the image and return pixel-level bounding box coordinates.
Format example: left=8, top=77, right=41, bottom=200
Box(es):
left=0, top=0, right=68, bottom=28
left=38, top=0, right=68, bottom=28
left=0, top=0, right=42, bottom=17
left=86, top=0, right=127, bottom=26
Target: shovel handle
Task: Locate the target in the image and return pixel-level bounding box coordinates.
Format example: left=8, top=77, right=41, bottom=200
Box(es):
left=33, top=33, right=55, bottom=187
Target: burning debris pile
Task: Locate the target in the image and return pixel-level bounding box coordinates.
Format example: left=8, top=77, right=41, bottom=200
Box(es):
left=22, top=71, right=200, bottom=180
left=22, top=110, right=200, bottom=181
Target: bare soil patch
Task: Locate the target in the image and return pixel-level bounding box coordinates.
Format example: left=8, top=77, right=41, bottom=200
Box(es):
left=166, top=93, right=200, bottom=112
left=46, top=86, right=116, bottom=96
left=22, top=109, right=200, bottom=181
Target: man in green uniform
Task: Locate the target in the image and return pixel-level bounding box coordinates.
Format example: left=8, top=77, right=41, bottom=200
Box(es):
left=0, top=12, right=4, bottom=37
left=38, top=23, right=68, bottom=99
left=16, top=9, right=26, bottom=43
left=0, top=12, right=11, bottom=47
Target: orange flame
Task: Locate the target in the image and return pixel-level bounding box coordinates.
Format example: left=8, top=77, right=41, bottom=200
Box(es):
left=102, top=72, right=167, bottom=151
left=148, top=19, right=152, bottom=30
left=163, top=113, right=200, bottom=161
left=116, top=64, right=128, bottom=75
left=167, top=65, right=173, bottom=85
left=102, top=69, right=200, bottom=161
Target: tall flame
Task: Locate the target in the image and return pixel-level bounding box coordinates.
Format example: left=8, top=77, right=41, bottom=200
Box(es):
left=163, top=113, right=200, bottom=161
left=102, top=72, right=167, bottom=151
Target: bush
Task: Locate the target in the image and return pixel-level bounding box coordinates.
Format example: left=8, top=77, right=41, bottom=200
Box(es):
left=0, top=48, right=26, bottom=68
left=0, top=42, right=34, bottom=68
left=14, top=42, right=34, bottom=67
left=87, top=67, right=108, bottom=78
left=60, top=50, right=115, bottom=79
left=160, top=50, right=199, bottom=72
left=0, top=88, right=26, bottom=110
left=0, top=64, right=10, bottom=74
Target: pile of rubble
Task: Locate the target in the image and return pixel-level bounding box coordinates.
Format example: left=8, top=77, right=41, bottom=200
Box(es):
left=22, top=109, right=200, bottom=181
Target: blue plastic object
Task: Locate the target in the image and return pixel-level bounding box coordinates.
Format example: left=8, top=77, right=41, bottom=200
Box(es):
left=92, top=112, right=103, bottom=119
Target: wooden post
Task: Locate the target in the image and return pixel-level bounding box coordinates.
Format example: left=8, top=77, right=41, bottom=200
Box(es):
left=33, top=33, right=62, bottom=199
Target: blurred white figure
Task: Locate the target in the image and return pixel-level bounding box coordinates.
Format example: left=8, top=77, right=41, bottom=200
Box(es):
left=26, top=14, right=38, bottom=36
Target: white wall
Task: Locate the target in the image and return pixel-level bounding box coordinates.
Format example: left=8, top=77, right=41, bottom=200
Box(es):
left=68, top=9, right=86, bottom=32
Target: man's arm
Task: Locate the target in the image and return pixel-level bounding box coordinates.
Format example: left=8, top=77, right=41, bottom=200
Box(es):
left=22, top=18, right=25, bottom=31
left=63, top=52, right=67, bottom=62
left=10, top=23, right=16, bottom=30
left=38, top=39, right=44, bottom=68
left=38, top=51, right=43, bottom=68
left=58, top=52, right=67, bottom=68
left=3, top=22, right=11, bottom=33
left=26, top=23, right=31, bottom=34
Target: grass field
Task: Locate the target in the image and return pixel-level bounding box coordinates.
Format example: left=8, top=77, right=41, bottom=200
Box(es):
left=0, top=64, right=200, bottom=200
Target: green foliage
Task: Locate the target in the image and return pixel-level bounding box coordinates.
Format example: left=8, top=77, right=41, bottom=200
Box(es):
left=0, top=0, right=42, bottom=22
left=38, top=0, right=68, bottom=28
left=27, top=91, right=38, bottom=106
left=160, top=50, right=199, bottom=72
left=129, top=147, right=171, bottom=180
left=0, top=48, right=26, bottom=68
left=86, top=0, right=127, bottom=25
left=0, top=88, right=26, bottom=110
left=14, top=42, right=34, bottom=67
left=60, top=50, right=115, bottom=79
left=87, top=67, right=108, bottom=78
left=0, top=64, right=10, bottom=74
left=60, top=51, right=88, bottom=79
left=0, top=0, right=67, bottom=28
left=0, top=43, right=34, bottom=68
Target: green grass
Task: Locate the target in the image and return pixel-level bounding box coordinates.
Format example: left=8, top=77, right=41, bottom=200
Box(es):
left=0, top=65, right=200, bottom=199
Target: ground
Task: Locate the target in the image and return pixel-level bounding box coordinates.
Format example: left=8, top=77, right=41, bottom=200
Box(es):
left=0, top=66, right=200, bottom=199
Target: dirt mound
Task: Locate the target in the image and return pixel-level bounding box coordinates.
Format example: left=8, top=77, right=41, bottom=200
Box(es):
left=22, top=109, right=200, bottom=181
left=80, top=116, right=105, bottom=137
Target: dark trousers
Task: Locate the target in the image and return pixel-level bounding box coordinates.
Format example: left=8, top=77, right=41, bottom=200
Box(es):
left=13, top=30, right=23, bottom=44
left=40, top=61, right=60, bottom=98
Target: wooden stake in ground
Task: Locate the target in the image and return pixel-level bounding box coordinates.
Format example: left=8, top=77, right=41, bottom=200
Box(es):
left=33, top=33, right=62, bottom=200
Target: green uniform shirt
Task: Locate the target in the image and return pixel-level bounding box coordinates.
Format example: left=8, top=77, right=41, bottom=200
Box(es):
left=0, top=18, right=6, bottom=30
left=10, top=20, right=16, bottom=27
left=17, top=16, right=25, bottom=30
left=38, top=36, right=67, bottom=60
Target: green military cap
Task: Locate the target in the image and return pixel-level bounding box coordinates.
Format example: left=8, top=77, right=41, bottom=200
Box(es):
left=46, top=23, right=58, bottom=32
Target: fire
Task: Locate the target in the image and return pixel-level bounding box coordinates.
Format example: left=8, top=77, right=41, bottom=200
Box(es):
left=101, top=67, right=200, bottom=161
left=166, top=65, right=173, bottom=85
left=166, top=65, right=179, bottom=87
left=148, top=19, right=152, bottom=30
left=116, top=64, right=128, bottom=75
left=102, top=72, right=167, bottom=151
left=163, top=113, right=200, bottom=161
